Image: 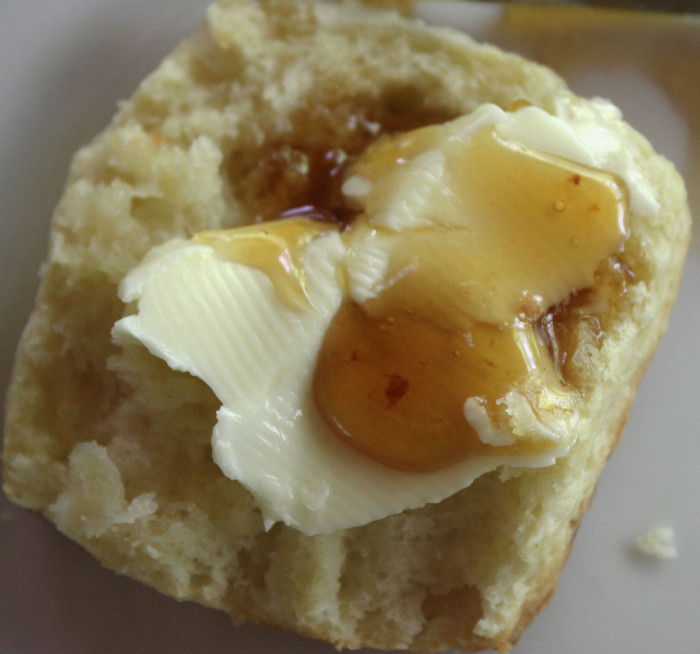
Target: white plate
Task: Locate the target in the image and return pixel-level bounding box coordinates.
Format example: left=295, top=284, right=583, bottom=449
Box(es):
left=1, top=2, right=698, bottom=653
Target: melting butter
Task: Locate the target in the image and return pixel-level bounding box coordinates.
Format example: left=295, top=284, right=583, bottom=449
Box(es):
left=114, top=102, right=647, bottom=534
left=313, top=109, right=629, bottom=472
left=351, top=124, right=629, bottom=324
left=194, top=219, right=337, bottom=312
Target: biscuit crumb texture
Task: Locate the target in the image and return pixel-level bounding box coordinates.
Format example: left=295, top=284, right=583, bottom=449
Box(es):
left=635, top=526, right=678, bottom=560
left=2, top=0, right=690, bottom=651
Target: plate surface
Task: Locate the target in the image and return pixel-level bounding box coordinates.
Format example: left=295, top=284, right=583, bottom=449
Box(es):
left=1, top=2, right=698, bottom=653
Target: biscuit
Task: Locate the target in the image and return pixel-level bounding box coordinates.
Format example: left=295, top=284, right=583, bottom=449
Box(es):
left=2, top=0, right=690, bottom=651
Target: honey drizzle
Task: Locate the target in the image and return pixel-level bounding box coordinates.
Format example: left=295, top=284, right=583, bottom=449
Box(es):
left=313, top=298, right=561, bottom=472
left=312, top=124, right=629, bottom=472
left=537, top=256, right=634, bottom=379
left=228, top=102, right=633, bottom=473
left=230, top=100, right=455, bottom=228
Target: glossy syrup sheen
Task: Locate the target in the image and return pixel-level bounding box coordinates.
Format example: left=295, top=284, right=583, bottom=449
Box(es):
left=230, top=100, right=455, bottom=227
left=313, top=125, right=630, bottom=472
left=193, top=219, right=337, bottom=312
left=313, top=296, right=564, bottom=471
left=213, top=115, right=631, bottom=473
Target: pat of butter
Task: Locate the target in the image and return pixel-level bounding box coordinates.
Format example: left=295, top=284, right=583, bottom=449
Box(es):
left=113, top=101, right=649, bottom=534
left=343, top=102, right=632, bottom=324
left=114, top=230, right=566, bottom=535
